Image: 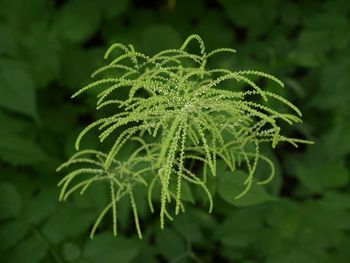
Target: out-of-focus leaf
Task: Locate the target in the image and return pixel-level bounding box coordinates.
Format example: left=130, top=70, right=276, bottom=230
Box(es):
left=20, top=31, right=60, bottom=88
left=83, top=233, right=140, bottom=263
left=173, top=212, right=203, bottom=242
left=322, top=122, right=350, bottom=160
left=304, top=12, right=350, bottom=51
left=0, top=135, right=47, bottom=165
left=4, top=236, right=47, bottom=263
left=0, top=23, right=18, bottom=56
left=99, top=0, right=129, bottom=19
left=0, top=59, right=38, bottom=119
left=53, top=0, right=101, bottom=43
left=63, top=242, right=81, bottom=262
left=0, top=110, right=27, bottom=135
left=141, top=25, right=181, bottom=55
left=280, top=2, right=300, bottom=27
left=155, top=228, right=186, bottom=261
left=294, top=146, right=349, bottom=192
left=41, top=204, right=95, bottom=244
left=60, top=46, right=104, bottom=89
left=0, top=219, right=30, bottom=252
left=0, top=0, right=50, bottom=28
left=266, top=245, right=321, bottom=263
left=195, top=11, right=234, bottom=50
left=0, top=181, right=22, bottom=219
left=24, top=187, right=58, bottom=225
left=215, top=207, right=265, bottom=248
left=219, top=0, right=279, bottom=36
left=217, top=165, right=275, bottom=206
left=288, top=30, right=329, bottom=67
left=262, top=197, right=350, bottom=262
left=311, top=58, right=350, bottom=110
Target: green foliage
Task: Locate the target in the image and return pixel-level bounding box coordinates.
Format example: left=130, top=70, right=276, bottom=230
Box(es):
left=1, top=0, right=350, bottom=262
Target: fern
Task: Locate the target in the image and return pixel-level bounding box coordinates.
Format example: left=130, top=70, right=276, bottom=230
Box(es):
left=57, top=34, right=313, bottom=237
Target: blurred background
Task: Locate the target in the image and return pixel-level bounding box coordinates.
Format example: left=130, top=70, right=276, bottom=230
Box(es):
left=1, top=0, right=350, bottom=262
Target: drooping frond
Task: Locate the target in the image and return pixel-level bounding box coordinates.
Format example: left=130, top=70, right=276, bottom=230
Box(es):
left=57, top=34, right=313, bottom=237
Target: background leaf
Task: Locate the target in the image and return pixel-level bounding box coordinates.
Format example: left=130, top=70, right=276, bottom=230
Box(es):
left=83, top=233, right=140, bottom=263
left=0, top=135, right=47, bottom=165
left=0, top=182, right=22, bottom=219
left=0, top=60, right=38, bottom=120
left=217, top=166, right=275, bottom=206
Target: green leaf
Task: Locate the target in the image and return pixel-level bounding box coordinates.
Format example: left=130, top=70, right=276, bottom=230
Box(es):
left=99, top=0, right=129, bottom=19
left=0, top=135, right=47, bottom=165
left=0, top=59, right=38, bottom=119
left=288, top=30, right=329, bottom=67
left=322, top=122, right=350, bottom=160
left=60, top=46, right=104, bottom=89
left=0, top=110, right=27, bottom=135
left=155, top=228, right=186, bottom=261
left=42, top=204, right=95, bottom=244
left=294, top=151, right=349, bottom=192
left=54, top=0, right=101, bottom=43
left=24, top=187, right=58, bottom=225
left=0, top=23, right=18, bottom=56
left=0, top=219, right=30, bottom=252
left=0, top=182, right=22, bottom=219
left=141, top=25, right=181, bottom=55
left=63, top=242, right=81, bottom=262
left=20, top=32, right=59, bottom=88
left=215, top=207, right=264, bottom=247
left=217, top=168, right=275, bottom=206
left=173, top=212, right=204, bottom=243
left=219, top=0, right=279, bottom=36
left=83, top=233, right=140, bottom=263
left=4, top=236, right=48, bottom=263
left=311, top=58, right=350, bottom=110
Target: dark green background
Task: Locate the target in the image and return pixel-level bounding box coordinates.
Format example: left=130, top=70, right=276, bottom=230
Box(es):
left=1, top=0, right=350, bottom=262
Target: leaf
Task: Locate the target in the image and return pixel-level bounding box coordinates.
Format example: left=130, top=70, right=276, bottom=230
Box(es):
left=294, top=149, right=349, bottom=192
left=0, top=59, right=38, bottom=119
left=155, top=228, right=186, bottom=261
left=311, top=58, right=350, bottom=110
left=53, top=0, right=101, bottom=43
left=219, top=0, right=279, bottom=36
left=60, top=46, right=104, bottom=89
left=141, top=25, right=181, bottom=55
left=0, top=182, right=22, bottom=219
left=322, top=121, right=350, bottom=160
left=4, top=236, right=48, bottom=263
left=215, top=207, right=265, bottom=247
left=262, top=198, right=350, bottom=262
left=20, top=31, right=59, bottom=88
left=195, top=11, right=234, bottom=50
left=0, top=219, right=30, bottom=252
left=24, top=187, right=58, bottom=225
left=0, top=135, right=47, bottom=165
left=173, top=212, right=204, bottom=243
left=99, top=0, right=129, bottom=19
left=266, top=245, right=320, bottom=263
left=82, top=233, right=140, bottom=263
left=217, top=168, right=275, bottom=206
left=288, top=30, right=329, bottom=67
left=0, top=110, right=27, bottom=135
left=63, top=242, right=81, bottom=262
left=0, top=23, right=18, bottom=56
left=304, top=12, right=350, bottom=51
left=42, top=204, right=96, bottom=244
